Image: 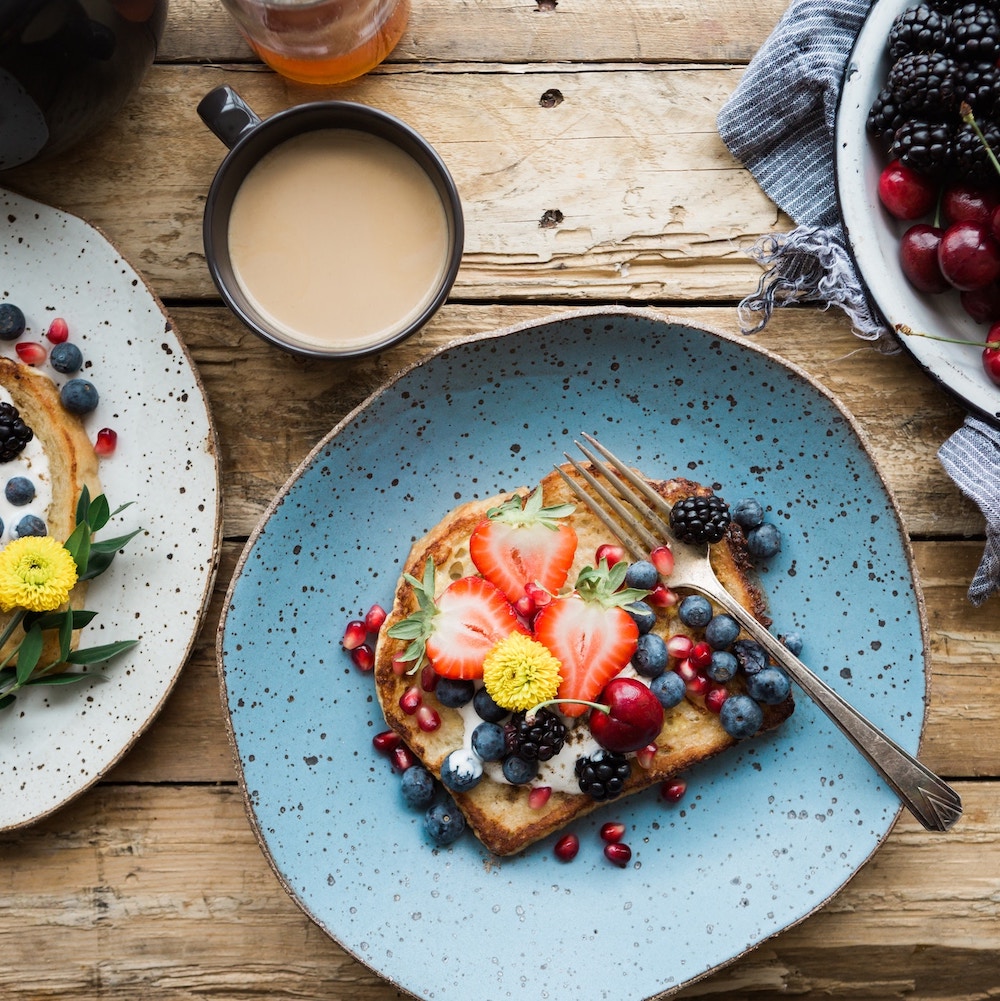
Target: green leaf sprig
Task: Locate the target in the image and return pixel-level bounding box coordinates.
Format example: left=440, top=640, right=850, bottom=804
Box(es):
left=0, top=487, right=140, bottom=713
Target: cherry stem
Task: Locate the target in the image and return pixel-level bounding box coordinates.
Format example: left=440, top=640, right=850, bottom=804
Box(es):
left=900, top=327, right=997, bottom=351
left=526, top=697, right=609, bottom=722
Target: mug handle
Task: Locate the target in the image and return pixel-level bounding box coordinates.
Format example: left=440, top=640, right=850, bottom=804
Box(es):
left=197, top=85, right=261, bottom=149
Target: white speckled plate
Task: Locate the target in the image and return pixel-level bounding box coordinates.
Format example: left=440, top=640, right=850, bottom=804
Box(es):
left=219, top=308, right=928, bottom=1001
left=0, top=188, right=221, bottom=830
left=837, top=0, right=1000, bottom=427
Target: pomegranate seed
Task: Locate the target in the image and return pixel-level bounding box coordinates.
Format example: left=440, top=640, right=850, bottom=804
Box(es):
left=342, top=620, right=367, bottom=650
left=554, top=832, right=580, bottom=862
left=416, top=705, right=441, bottom=732
left=399, top=686, right=422, bottom=714
left=600, top=821, right=626, bottom=843
left=420, top=664, right=438, bottom=692
left=661, top=778, right=687, bottom=803
left=674, top=659, right=698, bottom=683
left=372, top=730, right=401, bottom=754
left=391, top=653, right=411, bottom=675
left=515, top=594, right=535, bottom=618
left=524, top=582, right=552, bottom=608
left=595, top=543, right=625, bottom=566
left=650, top=545, right=674, bottom=576
left=635, top=743, right=658, bottom=769
left=365, top=604, right=386, bottom=632
left=391, top=745, right=416, bottom=771
left=94, top=427, right=118, bottom=456
left=705, top=685, right=729, bottom=714
left=528, top=786, right=552, bottom=809
left=647, top=584, right=677, bottom=607
left=46, top=317, right=69, bottom=343
left=667, top=634, right=693, bottom=660
left=15, top=342, right=46, bottom=366
left=689, top=641, right=713, bottom=669
left=604, top=842, right=632, bottom=867
left=350, top=643, right=375, bottom=671
left=686, top=673, right=710, bottom=697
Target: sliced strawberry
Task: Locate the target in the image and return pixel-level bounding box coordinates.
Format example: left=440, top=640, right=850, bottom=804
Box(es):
left=469, top=488, right=578, bottom=604
left=387, top=559, right=527, bottom=680
left=532, top=562, right=646, bottom=717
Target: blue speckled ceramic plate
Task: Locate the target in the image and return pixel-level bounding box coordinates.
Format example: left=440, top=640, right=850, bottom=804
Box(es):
left=218, top=308, right=927, bottom=1001
left=1, top=188, right=221, bottom=830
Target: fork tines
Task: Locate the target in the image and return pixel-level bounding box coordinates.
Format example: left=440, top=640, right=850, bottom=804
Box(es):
left=555, top=434, right=673, bottom=560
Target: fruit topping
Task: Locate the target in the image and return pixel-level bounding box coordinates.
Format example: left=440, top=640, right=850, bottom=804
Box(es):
left=45, top=318, right=69, bottom=344
left=4, top=476, right=34, bottom=506
left=387, top=558, right=527, bottom=679
left=440, top=748, right=484, bottom=792
left=15, top=342, right=47, bottom=366
left=94, top=427, right=118, bottom=457
left=400, top=765, right=436, bottom=808
left=0, top=304, right=25, bottom=341
left=532, top=561, right=646, bottom=717
left=59, top=378, right=99, bottom=415
left=425, top=798, right=466, bottom=845
left=586, top=677, right=665, bottom=754
left=505, top=708, right=567, bottom=761
left=649, top=670, right=686, bottom=709
left=603, top=841, right=632, bottom=867
left=50, top=341, right=83, bottom=374
left=719, top=693, right=765, bottom=739
left=0, top=402, right=33, bottom=462
left=553, top=832, right=580, bottom=861
left=668, top=493, right=730, bottom=544
left=575, top=748, right=631, bottom=800
left=468, top=487, right=578, bottom=604
left=470, top=720, right=507, bottom=761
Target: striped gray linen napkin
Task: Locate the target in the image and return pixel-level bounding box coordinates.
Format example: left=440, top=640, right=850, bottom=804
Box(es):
left=717, top=0, right=1000, bottom=605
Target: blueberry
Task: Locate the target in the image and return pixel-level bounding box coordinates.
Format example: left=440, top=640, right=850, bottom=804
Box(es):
left=400, top=765, right=435, bottom=809
left=4, top=476, right=35, bottom=506
left=746, top=665, right=792, bottom=705
left=707, top=650, right=738, bottom=683
left=704, top=613, right=740, bottom=649
left=501, top=754, right=538, bottom=785
left=435, top=677, right=475, bottom=708
left=424, top=798, right=466, bottom=846
left=49, top=342, right=83, bottom=374
left=746, top=523, right=782, bottom=560
left=624, top=600, right=656, bottom=635
left=731, top=497, right=765, bottom=530
left=731, top=638, right=768, bottom=675
left=439, top=748, right=483, bottom=793
left=15, top=515, right=46, bottom=538
left=624, top=559, right=658, bottom=590
left=473, top=685, right=508, bottom=723
left=471, top=721, right=506, bottom=761
left=649, top=670, right=686, bottom=709
left=719, top=694, right=764, bottom=739
left=678, top=594, right=712, bottom=628
left=781, top=630, right=804, bottom=657
left=59, top=378, right=99, bottom=415
left=633, top=632, right=668, bottom=678
left=0, top=303, right=25, bottom=341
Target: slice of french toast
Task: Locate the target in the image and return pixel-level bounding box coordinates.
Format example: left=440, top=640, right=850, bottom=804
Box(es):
left=374, top=464, right=793, bottom=856
left=0, top=357, right=100, bottom=664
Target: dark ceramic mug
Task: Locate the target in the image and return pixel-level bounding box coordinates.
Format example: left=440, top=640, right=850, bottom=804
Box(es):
left=198, top=84, right=464, bottom=359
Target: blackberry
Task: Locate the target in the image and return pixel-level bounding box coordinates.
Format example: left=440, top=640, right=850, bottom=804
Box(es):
left=890, top=118, right=955, bottom=175
left=887, top=4, right=949, bottom=60
left=504, top=709, right=566, bottom=761
left=954, top=117, right=1000, bottom=182
left=0, top=403, right=33, bottom=462
left=947, top=3, right=1000, bottom=61
left=575, top=749, right=631, bottom=800
left=669, top=493, right=730, bottom=545
left=886, top=51, right=961, bottom=117
left=958, top=60, right=1000, bottom=117
left=867, top=86, right=909, bottom=145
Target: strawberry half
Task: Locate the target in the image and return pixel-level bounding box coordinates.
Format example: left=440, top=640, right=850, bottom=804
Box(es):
left=387, top=558, right=528, bottom=679
left=532, top=561, right=647, bottom=717
left=469, top=488, right=578, bottom=604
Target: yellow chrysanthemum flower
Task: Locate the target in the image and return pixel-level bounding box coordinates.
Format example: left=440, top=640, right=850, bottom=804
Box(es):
left=0, top=535, right=78, bottom=613
left=482, top=632, right=562, bottom=712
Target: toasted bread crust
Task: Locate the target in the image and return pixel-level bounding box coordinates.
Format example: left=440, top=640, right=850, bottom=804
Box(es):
left=375, top=465, right=793, bottom=856
left=0, top=358, right=100, bottom=663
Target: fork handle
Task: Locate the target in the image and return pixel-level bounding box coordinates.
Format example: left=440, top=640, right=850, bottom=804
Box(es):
left=696, top=584, right=962, bottom=832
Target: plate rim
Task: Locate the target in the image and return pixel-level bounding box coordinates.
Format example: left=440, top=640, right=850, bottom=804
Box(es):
left=0, top=185, right=224, bottom=832
left=216, top=305, right=929, bottom=1000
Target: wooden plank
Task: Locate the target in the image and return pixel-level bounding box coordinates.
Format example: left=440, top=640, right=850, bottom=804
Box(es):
left=160, top=0, right=789, bottom=65
left=0, top=782, right=995, bottom=1000
left=0, top=63, right=787, bottom=302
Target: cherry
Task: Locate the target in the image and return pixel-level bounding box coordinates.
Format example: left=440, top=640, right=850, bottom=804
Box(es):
left=983, top=323, right=1000, bottom=386
left=938, top=221, right=1000, bottom=291
left=899, top=224, right=950, bottom=293
left=878, top=160, right=938, bottom=220
left=943, top=185, right=999, bottom=227
left=961, top=283, right=1000, bottom=324
left=587, top=677, right=664, bottom=754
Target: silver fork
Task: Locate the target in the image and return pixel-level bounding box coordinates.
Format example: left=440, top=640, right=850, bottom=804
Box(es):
left=556, top=433, right=962, bottom=833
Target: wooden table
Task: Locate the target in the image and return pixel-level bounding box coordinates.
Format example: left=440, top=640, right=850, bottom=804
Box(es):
left=2, top=1, right=998, bottom=998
